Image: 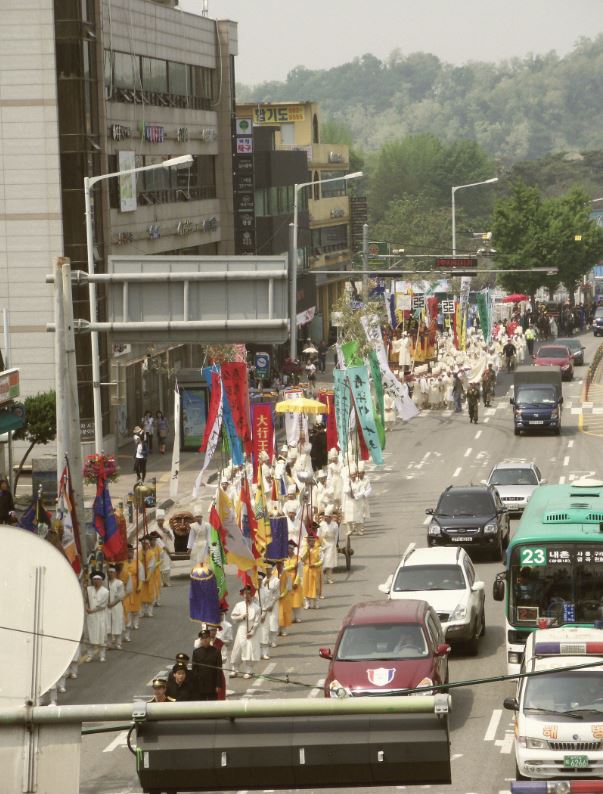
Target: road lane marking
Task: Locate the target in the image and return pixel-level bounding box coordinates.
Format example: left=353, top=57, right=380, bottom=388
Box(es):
left=484, top=417, right=490, bottom=423
left=453, top=467, right=462, bottom=478
left=474, top=430, right=482, bottom=439
left=559, top=476, right=566, bottom=484
left=563, top=456, right=570, bottom=467
left=484, top=709, right=502, bottom=741
left=495, top=730, right=515, bottom=754
left=568, top=440, right=574, bottom=449
left=307, top=678, right=325, bottom=698
left=423, top=516, right=431, bottom=525
left=464, top=448, right=472, bottom=457
left=102, top=730, right=129, bottom=752
left=252, top=662, right=276, bottom=687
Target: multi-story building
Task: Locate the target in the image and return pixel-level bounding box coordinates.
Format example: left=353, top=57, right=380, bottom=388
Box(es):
left=0, top=0, right=237, bottom=453
left=236, top=101, right=354, bottom=343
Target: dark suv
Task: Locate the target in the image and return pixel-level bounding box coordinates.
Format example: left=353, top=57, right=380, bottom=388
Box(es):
left=594, top=307, right=603, bottom=337
left=426, top=485, right=510, bottom=561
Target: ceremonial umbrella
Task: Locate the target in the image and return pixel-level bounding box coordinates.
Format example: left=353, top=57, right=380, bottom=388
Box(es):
left=501, top=293, right=529, bottom=303
left=275, top=397, right=329, bottom=415
left=303, top=345, right=318, bottom=355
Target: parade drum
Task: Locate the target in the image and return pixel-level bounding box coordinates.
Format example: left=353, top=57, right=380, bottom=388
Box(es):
left=170, top=511, right=194, bottom=554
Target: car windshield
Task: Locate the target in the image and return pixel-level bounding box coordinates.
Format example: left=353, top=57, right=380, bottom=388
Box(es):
left=437, top=491, right=494, bottom=516
left=538, top=347, right=569, bottom=359
left=524, top=671, right=603, bottom=713
left=336, top=623, right=429, bottom=661
left=393, top=564, right=466, bottom=592
left=557, top=339, right=580, bottom=352
left=489, top=468, right=538, bottom=486
left=596, top=308, right=603, bottom=318
left=516, top=387, right=557, bottom=405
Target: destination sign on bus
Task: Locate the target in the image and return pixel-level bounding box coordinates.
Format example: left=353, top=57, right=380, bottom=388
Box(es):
left=518, top=545, right=603, bottom=567
left=435, top=257, right=478, bottom=269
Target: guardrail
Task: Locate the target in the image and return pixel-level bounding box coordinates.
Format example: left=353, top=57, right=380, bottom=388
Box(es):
left=583, top=342, right=603, bottom=401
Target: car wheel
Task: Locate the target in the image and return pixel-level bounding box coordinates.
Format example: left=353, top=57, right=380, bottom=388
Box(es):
left=514, top=428, right=520, bottom=436
left=491, top=535, right=504, bottom=562
left=480, top=608, right=486, bottom=637
left=466, top=618, right=479, bottom=656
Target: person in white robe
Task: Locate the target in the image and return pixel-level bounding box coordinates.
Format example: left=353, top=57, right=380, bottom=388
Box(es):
left=154, top=509, right=175, bottom=586
left=357, top=461, right=372, bottom=525
left=106, top=566, right=125, bottom=650
left=318, top=505, right=339, bottom=584
left=229, top=586, right=261, bottom=679
left=326, top=448, right=343, bottom=505
left=187, top=501, right=211, bottom=566
left=342, top=464, right=365, bottom=535
left=384, top=392, right=396, bottom=431
left=84, top=573, right=109, bottom=662
left=258, top=568, right=280, bottom=659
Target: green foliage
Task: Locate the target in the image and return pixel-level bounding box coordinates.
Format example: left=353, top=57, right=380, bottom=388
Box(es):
left=13, top=391, right=56, bottom=446
left=331, top=294, right=387, bottom=360
left=242, top=36, right=603, bottom=161
left=492, top=182, right=603, bottom=299
left=372, top=196, right=453, bottom=254
left=320, top=118, right=365, bottom=177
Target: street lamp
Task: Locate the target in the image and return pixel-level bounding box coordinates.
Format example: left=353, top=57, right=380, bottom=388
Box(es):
left=289, top=171, right=363, bottom=359
left=84, top=154, right=194, bottom=454
left=451, top=177, right=498, bottom=255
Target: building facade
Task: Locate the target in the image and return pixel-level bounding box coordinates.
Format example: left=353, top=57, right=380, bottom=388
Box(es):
left=0, top=0, right=237, bottom=455
left=236, top=101, right=354, bottom=344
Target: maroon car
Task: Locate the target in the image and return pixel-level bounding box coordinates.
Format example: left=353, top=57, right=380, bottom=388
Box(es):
left=533, top=344, right=574, bottom=381
left=319, top=599, right=450, bottom=698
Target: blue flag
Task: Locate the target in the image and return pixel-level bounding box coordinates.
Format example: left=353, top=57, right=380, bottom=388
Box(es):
left=19, top=496, right=51, bottom=533
left=203, top=366, right=244, bottom=466
left=266, top=516, right=289, bottom=563
left=94, top=479, right=126, bottom=561
left=189, top=564, right=221, bottom=626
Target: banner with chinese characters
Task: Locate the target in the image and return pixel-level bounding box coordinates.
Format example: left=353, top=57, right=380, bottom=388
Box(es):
left=251, top=403, right=274, bottom=479
left=221, top=362, right=252, bottom=454
left=347, top=365, right=384, bottom=465
left=333, top=369, right=352, bottom=455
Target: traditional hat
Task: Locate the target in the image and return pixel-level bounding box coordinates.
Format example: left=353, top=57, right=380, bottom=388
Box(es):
left=324, top=504, right=334, bottom=517
left=155, top=508, right=165, bottom=519
left=199, top=628, right=210, bottom=638
left=284, top=499, right=299, bottom=514
left=127, top=543, right=134, bottom=551
left=357, top=461, right=365, bottom=473
left=172, top=662, right=188, bottom=673
left=287, top=484, right=297, bottom=496
left=288, top=539, right=298, bottom=548
left=149, top=530, right=160, bottom=539
left=280, top=444, right=288, bottom=454
left=317, top=469, right=327, bottom=480
left=152, top=678, right=167, bottom=689
left=259, top=450, right=270, bottom=463
left=239, top=584, right=253, bottom=594
left=258, top=571, right=267, bottom=579
left=133, top=426, right=142, bottom=434
left=107, top=565, right=117, bottom=572
left=348, top=464, right=357, bottom=476
left=91, top=572, right=104, bottom=581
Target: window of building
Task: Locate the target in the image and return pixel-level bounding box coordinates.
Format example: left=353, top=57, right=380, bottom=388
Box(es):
left=141, top=57, right=168, bottom=93
left=113, top=51, right=139, bottom=90
left=313, top=171, right=320, bottom=200
left=255, top=188, right=268, bottom=217
left=320, top=171, right=347, bottom=198
left=168, top=61, right=189, bottom=96
left=312, top=113, right=319, bottom=144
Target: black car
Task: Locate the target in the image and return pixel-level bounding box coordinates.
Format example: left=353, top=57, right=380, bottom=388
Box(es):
left=594, top=307, right=603, bottom=337
left=425, top=485, right=510, bottom=561
left=555, top=337, right=585, bottom=366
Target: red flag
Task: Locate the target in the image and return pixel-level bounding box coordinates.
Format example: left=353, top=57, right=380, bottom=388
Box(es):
left=221, top=362, right=252, bottom=454
left=238, top=477, right=260, bottom=559
left=319, top=390, right=338, bottom=451
left=355, top=409, right=370, bottom=462
left=251, top=402, right=274, bottom=479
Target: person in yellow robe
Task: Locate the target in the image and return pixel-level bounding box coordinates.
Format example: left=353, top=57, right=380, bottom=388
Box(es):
left=120, top=545, right=145, bottom=641
left=149, top=532, right=163, bottom=607
left=302, top=533, right=324, bottom=610
left=140, top=536, right=156, bottom=617
left=278, top=549, right=295, bottom=635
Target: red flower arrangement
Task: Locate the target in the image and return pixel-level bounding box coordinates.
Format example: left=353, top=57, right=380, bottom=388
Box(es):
left=83, top=453, right=120, bottom=485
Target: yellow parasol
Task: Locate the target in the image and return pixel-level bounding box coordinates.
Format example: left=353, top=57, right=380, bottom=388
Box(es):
left=275, top=397, right=329, bottom=415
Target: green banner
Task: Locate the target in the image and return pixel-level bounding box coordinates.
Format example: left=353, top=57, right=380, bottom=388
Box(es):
left=476, top=290, right=491, bottom=343
left=341, top=340, right=363, bottom=367
left=368, top=350, right=385, bottom=449
left=208, top=524, right=227, bottom=599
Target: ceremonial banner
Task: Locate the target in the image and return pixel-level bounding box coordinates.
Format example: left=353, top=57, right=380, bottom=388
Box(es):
left=368, top=351, right=385, bottom=449
left=19, top=494, right=51, bottom=534
left=360, top=316, right=418, bottom=422
left=189, top=564, right=221, bottom=626
left=453, top=301, right=461, bottom=350
left=57, top=461, right=82, bottom=574
left=169, top=384, right=180, bottom=498
left=347, top=365, right=384, bottom=465
left=266, top=515, right=288, bottom=562
left=318, top=390, right=338, bottom=451
left=237, top=477, right=258, bottom=556
left=476, top=290, right=491, bottom=343
left=221, top=387, right=244, bottom=466
left=341, top=340, right=363, bottom=367
left=221, top=362, right=252, bottom=454
left=251, top=402, right=274, bottom=478
left=333, top=368, right=352, bottom=454
left=193, top=369, right=223, bottom=497
left=253, top=475, right=271, bottom=556
left=217, top=485, right=256, bottom=574
left=208, top=506, right=228, bottom=602
left=94, top=478, right=127, bottom=561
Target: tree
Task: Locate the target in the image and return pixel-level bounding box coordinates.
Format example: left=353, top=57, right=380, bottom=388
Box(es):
left=12, top=391, right=56, bottom=490
left=372, top=196, right=453, bottom=254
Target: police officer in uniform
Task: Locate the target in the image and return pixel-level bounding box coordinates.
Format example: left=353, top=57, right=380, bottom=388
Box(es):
left=148, top=678, right=173, bottom=703
left=192, top=628, right=223, bottom=700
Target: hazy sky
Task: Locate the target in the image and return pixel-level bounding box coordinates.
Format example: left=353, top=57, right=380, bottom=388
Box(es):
left=177, top=0, right=602, bottom=86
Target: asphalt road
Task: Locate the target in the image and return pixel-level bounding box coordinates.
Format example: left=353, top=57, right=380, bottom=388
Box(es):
left=69, top=331, right=602, bottom=794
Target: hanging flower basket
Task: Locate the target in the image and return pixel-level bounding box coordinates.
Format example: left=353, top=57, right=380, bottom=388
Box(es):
left=83, top=453, right=120, bottom=485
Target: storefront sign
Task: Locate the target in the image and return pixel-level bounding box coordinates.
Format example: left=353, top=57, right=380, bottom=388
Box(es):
left=252, top=105, right=305, bottom=124
left=143, top=124, right=165, bottom=143
left=236, top=137, right=253, bottom=154
left=80, top=417, right=95, bottom=442
left=233, top=118, right=256, bottom=255
left=111, top=124, right=131, bottom=141
left=0, top=368, right=19, bottom=406
left=176, top=127, right=189, bottom=142
left=118, top=150, right=137, bottom=212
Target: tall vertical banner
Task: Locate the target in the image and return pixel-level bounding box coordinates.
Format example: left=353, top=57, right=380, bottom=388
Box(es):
left=251, top=403, right=274, bottom=479
left=347, top=365, right=384, bottom=465
left=333, top=368, right=352, bottom=454
left=170, top=385, right=181, bottom=498
left=221, top=362, right=252, bottom=454
left=360, top=316, right=418, bottom=422
left=193, top=370, right=223, bottom=497
left=318, top=390, right=338, bottom=451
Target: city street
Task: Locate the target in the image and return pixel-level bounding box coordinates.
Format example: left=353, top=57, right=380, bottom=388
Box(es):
left=68, top=332, right=602, bottom=794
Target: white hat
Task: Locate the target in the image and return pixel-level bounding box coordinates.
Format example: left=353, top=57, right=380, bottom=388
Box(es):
left=287, top=484, right=297, bottom=496
left=156, top=508, right=165, bottom=519
left=357, top=461, right=365, bottom=473
left=328, top=448, right=339, bottom=460
left=314, top=415, right=324, bottom=425
left=349, top=464, right=357, bottom=476
left=284, top=499, right=299, bottom=514
left=192, top=501, right=204, bottom=516
left=324, top=504, right=334, bottom=517
left=288, top=449, right=298, bottom=460
left=317, top=469, right=327, bottom=480
left=280, top=444, right=288, bottom=454
left=259, top=451, right=270, bottom=463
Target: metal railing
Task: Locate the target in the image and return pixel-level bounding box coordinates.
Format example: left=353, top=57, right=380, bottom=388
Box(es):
left=584, top=342, right=603, bottom=400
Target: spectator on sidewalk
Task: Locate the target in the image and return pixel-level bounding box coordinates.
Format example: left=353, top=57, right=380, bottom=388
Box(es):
left=142, top=411, right=154, bottom=453
left=0, top=478, right=17, bottom=524
left=318, top=339, right=328, bottom=372
left=156, top=411, right=169, bottom=455
left=133, top=427, right=148, bottom=482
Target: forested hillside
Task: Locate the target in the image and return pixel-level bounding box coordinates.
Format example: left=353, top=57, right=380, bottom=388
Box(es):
left=237, top=35, right=603, bottom=162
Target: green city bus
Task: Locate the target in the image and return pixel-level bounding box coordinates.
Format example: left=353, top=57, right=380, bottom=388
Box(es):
left=493, top=478, right=603, bottom=673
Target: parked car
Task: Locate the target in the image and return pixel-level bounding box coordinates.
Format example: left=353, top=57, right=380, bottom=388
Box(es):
left=593, top=306, right=603, bottom=337
left=426, top=485, right=510, bottom=561
left=319, top=599, right=450, bottom=698
left=485, top=461, right=545, bottom=515
left=533, top=344, right=574, bottom=381
left=555, top=337, right=585, bottom=366
left=379, top=544, right=485, bottom=654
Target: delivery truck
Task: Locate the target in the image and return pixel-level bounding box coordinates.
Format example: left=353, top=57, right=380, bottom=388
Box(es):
left=510, top=366, right=563, bottom=435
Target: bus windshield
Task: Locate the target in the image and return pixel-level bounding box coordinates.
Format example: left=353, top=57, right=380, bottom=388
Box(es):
left=510, top=544, right=603, bottom=626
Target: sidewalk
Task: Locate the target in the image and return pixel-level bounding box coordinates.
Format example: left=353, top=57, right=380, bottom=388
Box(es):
left=581, top=340, right=603, bottom=437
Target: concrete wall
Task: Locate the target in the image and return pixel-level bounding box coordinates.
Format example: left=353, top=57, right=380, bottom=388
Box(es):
left=0, top=0, right=61, bottom=396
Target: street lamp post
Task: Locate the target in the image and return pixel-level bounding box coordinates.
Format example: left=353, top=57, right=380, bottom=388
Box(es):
left=83, top=154, right=193, bottom=454
left=289, top=171, right=363, bottom=359
left=451, top=177, right=498, bottom=255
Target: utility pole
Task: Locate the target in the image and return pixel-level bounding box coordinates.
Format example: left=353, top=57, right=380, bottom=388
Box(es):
left=53, top=259, right=67, bottom=494
left=362, top=223, right=369, bottom=302
left=288, top=222, right=296, bottom=359
left=61, top=260, right=87, bottom=561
